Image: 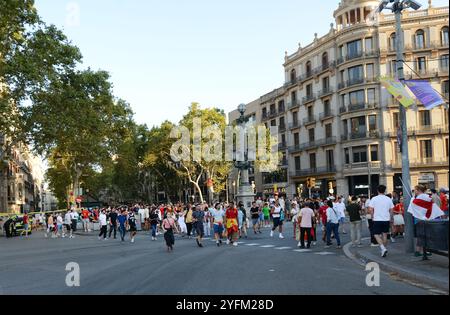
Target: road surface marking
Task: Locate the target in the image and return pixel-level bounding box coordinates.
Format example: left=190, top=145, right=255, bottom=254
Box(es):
left=275, top=247, right=292, bottom=250
left=315, top=252, right=335, bottom=255
left=260, top=245, right=275, bottom=248
left=293, top=249, right=312, bottom=253
left=245, top=243, right=260, bottom=246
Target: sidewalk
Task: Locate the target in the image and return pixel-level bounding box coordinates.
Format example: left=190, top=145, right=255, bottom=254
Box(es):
left=344, top=238, right=449, bottom=292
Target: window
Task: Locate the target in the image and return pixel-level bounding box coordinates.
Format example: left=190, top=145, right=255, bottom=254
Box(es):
left=281, top=134, right=286, bottom=146
left=278, top=100, right=285, bottom=112
left=322, top=52, right=329, bottom=69
left=324, top=100, right=331, bottom=115
left=309, top=153, right=316, bottom=169
left=389, top=33, right=396, bottom=51
left=262, top=108, right=267, bottom=118
left=446, top=138, right=449, bottom=158
left=306, top=61, right=312, bottom=76
left=308, top=128, right=315, bottom=142
left=416, top=57, right=426, bottom=73
left=367, top=88, right=376, bottom=105
left=366, top=64, right=374, bottom=80
left=347, top=39, right=362, bottom=58
left=441, top=55, right=449, bottom=70
left=340, top=94, right=346, bottom=107
left=371, top=145, right=379, bottom=161
left=295, top=156, right=301, bottom=171
left=393, top=112, right=399, bottom=129
left=306, top=84, right=313, bottom=98
left=307, top=106, right=314, bottom=120
left=415, top=29, right=425, bottom=49
left=369, top=115, right=377, bottom=131
left=348, top=65, right=363, bottom=82
left=349, top=90, right=365, bottom=105
left=322, top=77, right=330, bottom=91
left=351, top=116, right=366, bottom=134
left=343, top=120, right=348, bottom=137
left=290, top=69, right=297, bottom=82
left=339, top=45, right=344, bottom=58
left=441, top=27, right=449, bottom=46
left=270, top=104, right=276, bottom=114
left=294, top=133, right=300, bottom=146
left=353, top=146, right=368, bottom=163
left=419, top=111, right=431, bottom=126
left=340, top=70, right=345, bottom=84
left=271, top=120, right=277, bottom=127
left=390, top=60, right=398, bottom=76
left=325, top=124, right=332, bottom=138
left=420, top=140, right=433, bottom=159
left=326, top=150, right=334, bottom=169
left=279, top=117, right=285, bottom=129
left=365, top=37, right=373, bottom=53
left=291, top=91, right=296, bottom=102
left=344, top=148, right=350, bottom=164
left=293, top=111, right=298, bottom=125
left=443, top=80, right=449, bottom=98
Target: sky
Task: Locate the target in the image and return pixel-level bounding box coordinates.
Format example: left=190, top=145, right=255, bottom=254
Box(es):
left=34, top=0, right=449, bottom=128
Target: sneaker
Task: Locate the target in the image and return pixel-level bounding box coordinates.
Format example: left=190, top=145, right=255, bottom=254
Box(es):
left=216, top=241, right=220, bottom=247
left=219, top=239, right=222, bottom=244
left=312, top=242, right=316, bottom=246
left=279, top=233, right=284, bottom=239
left=357, top=244, right=363, bottom=248
left=297, top=242, right=302, bottom=248
left=391, top=237, right=396, bottom=243
left=226, top=239, right=230, bottom=245
left=131, top=238, right=135, bottom=243
left=336, top=245, right=342, bottom=249
left=381, top=248, right=388, bottom=257
left=371, top=243, right=379, bottom=247
left=324, top=245, right=331, bottom=249
left=270, top=231, right=274, bottom=238
left=233, top=242, right=238, bottom=247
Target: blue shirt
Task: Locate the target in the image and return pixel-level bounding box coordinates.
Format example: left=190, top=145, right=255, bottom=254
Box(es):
left=118, top=215, right=127, bottom=227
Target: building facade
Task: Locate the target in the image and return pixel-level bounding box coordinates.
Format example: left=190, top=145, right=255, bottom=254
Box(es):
left=229, top=0, right=449, bottom=199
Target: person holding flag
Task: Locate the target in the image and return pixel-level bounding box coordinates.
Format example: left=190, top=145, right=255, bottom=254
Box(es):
left=408, top=185, right=445, bottom=221
left=225, top=202, right=239, bottom=246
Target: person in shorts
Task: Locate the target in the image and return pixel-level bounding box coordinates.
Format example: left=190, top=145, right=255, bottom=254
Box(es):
left=193, top=205, right=205, bottom=248
left=250, top=202, right=261, bottom=234
left=368, top=185, right=394, bottom=258
left=210, top=203, right=225, bottom=246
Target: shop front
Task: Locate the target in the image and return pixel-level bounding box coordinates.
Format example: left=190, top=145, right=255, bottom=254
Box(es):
left=347, top=175, right=380, bottom=197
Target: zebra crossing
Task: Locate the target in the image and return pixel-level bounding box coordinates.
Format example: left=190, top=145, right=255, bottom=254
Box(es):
left=205, top=238, right=335, bottom=256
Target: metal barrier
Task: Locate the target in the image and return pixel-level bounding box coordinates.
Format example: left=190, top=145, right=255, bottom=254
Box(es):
left=416, top=220, right=449, bottom=260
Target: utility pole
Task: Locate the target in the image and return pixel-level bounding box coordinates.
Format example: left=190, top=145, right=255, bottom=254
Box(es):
left=378, top=0, right=421, bottom=253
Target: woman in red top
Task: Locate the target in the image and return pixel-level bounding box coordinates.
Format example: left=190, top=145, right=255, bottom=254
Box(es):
left=225, top=202, right=239, bottom=246
left=392, top=197, right=405, bottom=237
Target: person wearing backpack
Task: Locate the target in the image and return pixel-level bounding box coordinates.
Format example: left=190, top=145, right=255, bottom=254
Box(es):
left=162, top=213, right=179, bottom=252
left=270, top=200, right=285, bottom=239
left=325, top=200, right=341, bottom=249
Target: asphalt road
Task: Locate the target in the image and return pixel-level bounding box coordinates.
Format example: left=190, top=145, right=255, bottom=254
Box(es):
left=0, top=222, right=434, bottom=295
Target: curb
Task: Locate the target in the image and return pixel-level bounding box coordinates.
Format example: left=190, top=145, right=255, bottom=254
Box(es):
left=343, top=239, right=449, bottom=292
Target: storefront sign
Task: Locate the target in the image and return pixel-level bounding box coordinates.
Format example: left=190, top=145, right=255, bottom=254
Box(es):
left=418, top=173, right=435, bottom=183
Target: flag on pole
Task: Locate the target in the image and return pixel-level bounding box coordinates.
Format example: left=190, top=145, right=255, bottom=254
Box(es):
left=407, top=193, right=444, bottom=221
left=404, top=80, right=445, bottom=110
left=379, top=76, right=415, bottom=108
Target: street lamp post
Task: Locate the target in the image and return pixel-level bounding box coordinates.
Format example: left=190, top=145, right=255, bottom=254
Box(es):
left=377, top=0, right=421, bottom=253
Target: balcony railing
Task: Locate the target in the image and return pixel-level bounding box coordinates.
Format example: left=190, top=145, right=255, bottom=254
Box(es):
left=319, top=110, right=334, bottom=120
left=303, top=115, right=317, bottom=126
left=288, top=145, right=301, bottom=153
left=291, top=166, right=337, bottom=177
left=289, top=121, right=301, bottom=130
left=390, top=157, right=449, bottom=168
left=340, top=102, right=378, bottom=114
left=288, top=100, right=301, bottom=110
left=343, top=130, right=380, bottom=141
left=279, top=124, right=286, bottom=132
left=344, top=161, right=382, bottom=170
left=302, top=94, right=316, bottom=104
left=318, top=86, right=334, bottom=98
left=347, top=77, right=365, bottom=87
left=321, top=136, right=337, bottom=146
left=278, top=142, right=287, bottom=150
left=346, top=50, right=364, bottom=61
left=278, top=105, right=286, bottom=113
left=279, top=159, right=288, bottom=167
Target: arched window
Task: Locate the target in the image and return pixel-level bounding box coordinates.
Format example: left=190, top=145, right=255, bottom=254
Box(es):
left=290, top=69, right=296, bottom=83
left=389, top=33, right=396, bottom=51
left=415, top=29, right=425, bottom=49
left=442, top=26, right=449, bottom=46
left=322, top=52, right=329, bottom=70
left=306, top=61, right=312, bottom=77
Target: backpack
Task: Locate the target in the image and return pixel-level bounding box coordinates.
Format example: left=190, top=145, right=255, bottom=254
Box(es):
left=280, top=208, right=285, bottom=221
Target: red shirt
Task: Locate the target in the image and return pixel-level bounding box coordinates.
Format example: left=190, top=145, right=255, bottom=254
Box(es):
left=23, top=215, right=28, bottom=224
left=440, top=193, right=448, bottom=211
left=226, top=208, right=238, bottom=219
left=318, top=205, right=328, bottom=225
left=394, top=203, right=404, bottom=215
left=82, top=209, right=89, bottom=219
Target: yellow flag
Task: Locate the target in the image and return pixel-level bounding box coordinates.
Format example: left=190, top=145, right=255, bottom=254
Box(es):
left=379, top=76, right=415, bottom=108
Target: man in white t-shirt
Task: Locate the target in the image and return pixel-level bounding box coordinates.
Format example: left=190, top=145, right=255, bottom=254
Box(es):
left=333, top=196, right=347, bottom=234
left=144, top=207, right=150, bottom=231
left=368, top=185, right=394, bottom=258
left=138, top=207, right=145, bottom=231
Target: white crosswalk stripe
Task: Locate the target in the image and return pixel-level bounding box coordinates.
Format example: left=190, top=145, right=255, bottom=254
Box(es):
left=260, top=245, right=276, bottom=248
left=274, top=247, right=292, bottom=250
left=315, top=252, right=335, bottom=255
left=293, top=249, right=312, bottom=253
left=245, top=243, right=261, bottom=246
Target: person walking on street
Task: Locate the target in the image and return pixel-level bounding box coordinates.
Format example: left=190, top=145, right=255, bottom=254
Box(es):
left=81, top=208, right=90, bottom=232
left=128, top=209, right=137, bottom=243
left=346, top=196, right=363, bottom=247
left=270, top=200, right=284, bottom=239
left=149, top=208, right=159, bottom=241
left=193, top=205, right=205, bottom=247
left=325, top=200, right=341, bottom=249
left=361, top=195, right=377, bottom=246
left=203, top=205, right=212, bottom=238
left=298, top=203, right=315, bottom=249
left=185, top=205, right=194, bottom=239
left=23, top=213, right=30, bottom=238
left=210, top=203, right=225, bottom=246
left=250, top=202, right=261, bottom=234
left=64, top=210, right=73, bottom=238
left=334, top=196, right=347, bottom=234
left=262, top=202, right=271, bottom=228
left=70, top=209, right=79, bottom=233
left=368, top=185, right=394, bottom=258
left=45, top=214, right=55, bottom=238
left=162, top=213, right=179, bottom=252
left=56, top=213, right=63, bottom=238
left=225, top=202, right=239, bottom=246
left=392, top=197, right=405, bottom=239
left=118, top=209, right=128, bottom=242
left=108, top=208, right=118, bottom=239
left=238, top=202, right=248, bottom=239
left=98, top=210, right=108, bottom=240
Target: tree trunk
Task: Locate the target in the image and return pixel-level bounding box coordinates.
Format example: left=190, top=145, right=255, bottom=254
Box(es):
left=192, top=181, right=204, bottom=203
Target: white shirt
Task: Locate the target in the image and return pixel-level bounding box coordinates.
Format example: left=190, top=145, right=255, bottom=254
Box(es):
left=369, top=195, right=394, bottom=222
left=326, top=207, right=340, bottom=224
left=144, top=208, right=150, bottom=219
left=70, top=212, right=79, bottom=220
left=99, top=213, right=107, bottom=226
left=272, top=206, right=282, bottom=218
left=56, top=216, right=63, bottom=225
left=138, top=208, right=145, bottom=221
left=64, top=213, right=72, bottom=225
left=333, top=202, right=346, bottom=219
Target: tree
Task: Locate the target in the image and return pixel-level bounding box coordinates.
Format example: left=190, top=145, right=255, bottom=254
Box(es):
left=170, top=103, right=232, bottom=203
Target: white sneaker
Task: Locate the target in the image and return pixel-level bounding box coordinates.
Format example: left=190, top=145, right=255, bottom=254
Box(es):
left=233, top=242, right=238, bottom=247
left=391, top=237, right=396, bottom=243
left=371, top=243, right=379, bottom=247
left=297, top=242, right=302, bottom=247
left=312, top=242, right=316, bottom=246
left=131, top=238, right=135, bottom=243
left=226, top=239, right=230, bottom=245
left=270, top=231, right=274, bottom=238
left=381, top=248, right=388, bottom=258
left=279, top=233, right=284, bottom=239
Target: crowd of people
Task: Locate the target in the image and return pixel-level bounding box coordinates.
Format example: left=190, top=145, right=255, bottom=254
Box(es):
left=2, top=185, right=448, bottom=258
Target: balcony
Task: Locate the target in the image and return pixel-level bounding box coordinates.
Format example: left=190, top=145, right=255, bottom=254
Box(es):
left=318, top=86, right=334, bottom=98
left=343, top=130, right=380, bottom=141
left=262, top=112, right=268, bottom=120
left=347, top=77, right=365, bottom=87
left=340, top=102, right=378, bottom=114
left=279, top=124, right=286, bottom=133
left=302, top=93, right=316, bottom=104
left=289, top=121, right=301, bottom=130
left=390, top=157, right=449, bottom=169
left=299, top=139, right=320, bottom=150
left=288, top=100, right=301, bottom=110
left=344, top=161, right=382, bottom=170
left=278, top=105, right=286, bottom=113
left=279, top=158, right=288, bottom=167
left=406, top=69, right=438, bottom=79
left=288, top=145, right=301, bottom=154
left=385, top=125, right=449, bottom=137
left=321, top=136, right=337, bottom=146
left=284, top=78, right=298, bottom=88
left=439, top=65, right=449, bottom=75
left=319, top=110, right=334, bottom=121
left=303, top=115, right=317, bottom=126
left=346, top=50, right=364, bottom=62
left=291, top=166, right=337, bottom=177
left=278, top=142, right=287, bottom=151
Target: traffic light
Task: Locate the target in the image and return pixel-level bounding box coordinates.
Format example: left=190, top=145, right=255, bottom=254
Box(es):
left=306, top=178, right=311, bottom=188
left=328, top=182, right=333, bottom=190
left=310, top=178, right=316, bottom=188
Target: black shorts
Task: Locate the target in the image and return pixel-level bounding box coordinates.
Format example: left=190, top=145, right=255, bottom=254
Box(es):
left=129, top=225, right=137, bottom=232
left=273, top=218, right=283, bottom=228
left=65, top=224, right=71, bottom=231
left=373, top=221, right=390, bottom=235
left=194, top=222, right=204, bottom=237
